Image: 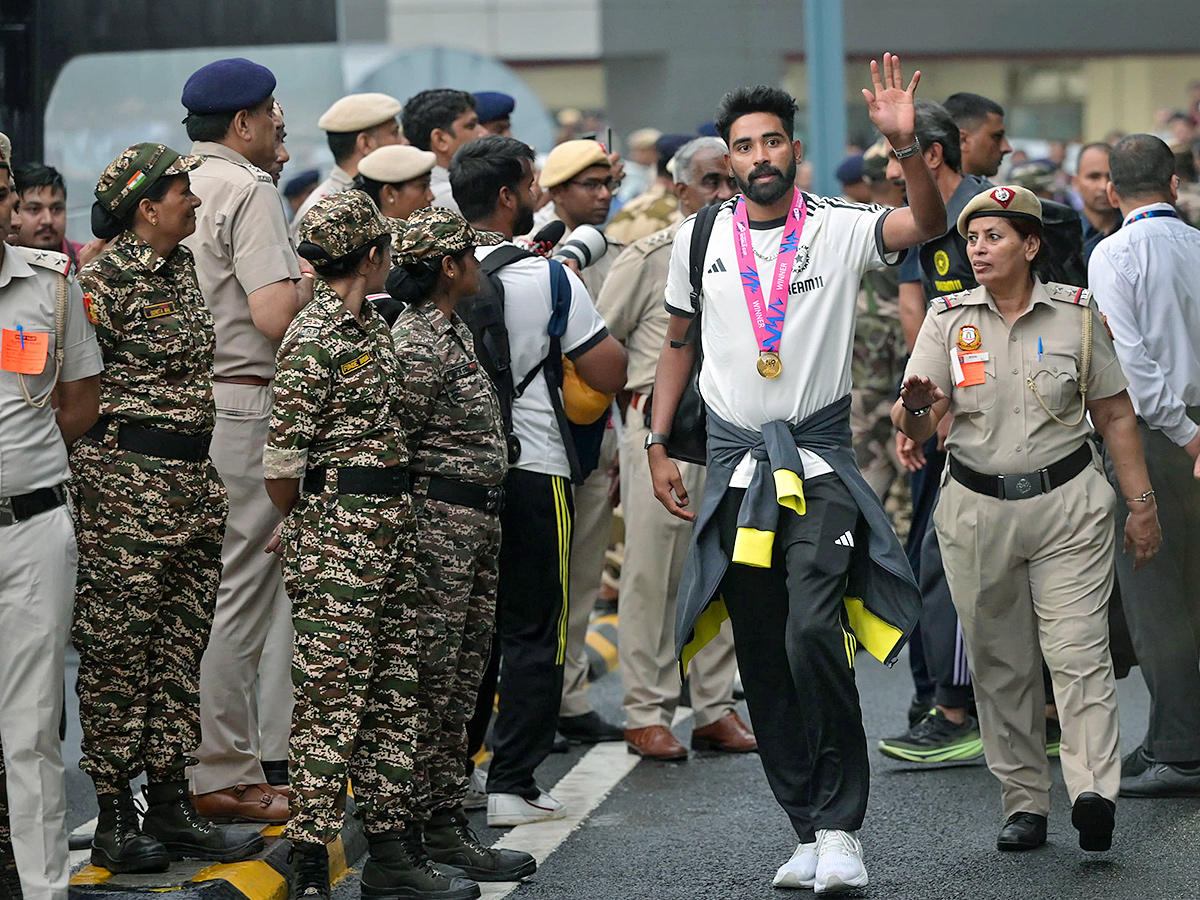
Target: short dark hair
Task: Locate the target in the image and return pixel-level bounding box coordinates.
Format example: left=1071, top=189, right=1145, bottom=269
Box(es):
left=1077, top=141, right=1111, bottom=162
left=402, top=89, right=476, bottom=152
left=354, top=174, right=386, bottom=208
left=13, top=163, right=66, bottom=199
left=183, top=96, right=272, bottom=143
left=715, top=86, right=797, bottom=146
left=327, top=131, right=360, bottom=165
left=914, top=99, right=962, bottom=173
left=943, top=92, right=1005, bottom=130
left=449, top=135, right=535, bottom=222
left=1110, top=134, right=1177, bottom=197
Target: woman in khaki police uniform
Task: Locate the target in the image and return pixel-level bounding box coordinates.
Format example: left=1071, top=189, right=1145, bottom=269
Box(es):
left=894, top=185, right=1161, bottom=855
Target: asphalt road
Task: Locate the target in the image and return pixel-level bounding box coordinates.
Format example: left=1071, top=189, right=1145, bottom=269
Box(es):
left=64, top=644, right=1200, bottom=899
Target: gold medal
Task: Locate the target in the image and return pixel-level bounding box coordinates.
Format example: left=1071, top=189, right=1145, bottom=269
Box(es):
left=757, top=352, right=782, bottom=379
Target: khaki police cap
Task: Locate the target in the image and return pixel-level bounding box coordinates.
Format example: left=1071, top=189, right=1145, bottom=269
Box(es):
left=318, top=93, right=403, bottom=134
left=0, top=132, right=10, bottom=169
left=957, top=184, right=1043, bottom=238
left=540, top=139, right=610, bottom=189
left=627, top=128, right=662, bottom=151
left=358, top=145, right=436, bottom=185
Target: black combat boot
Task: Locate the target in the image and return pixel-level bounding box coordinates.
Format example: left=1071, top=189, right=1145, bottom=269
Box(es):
left=90, top=791, right=170, bottom=874
left=140, top=782, right=264, bottom=862
left=0, top=834, right=23, bottom=900
left=423, top=807, right=536, bottom=881
left=361, top=827, right=480, bottom=900
left=290, top=841, right=330, bottom=900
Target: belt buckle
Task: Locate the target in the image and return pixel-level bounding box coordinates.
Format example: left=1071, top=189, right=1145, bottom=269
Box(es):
left=1000, top=473, right=1038, bottom=501
left=0, top=497, right=14, bottom=527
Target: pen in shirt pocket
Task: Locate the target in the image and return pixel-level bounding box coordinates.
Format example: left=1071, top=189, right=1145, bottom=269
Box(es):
left=1038, top=337, right=1043, bottom=361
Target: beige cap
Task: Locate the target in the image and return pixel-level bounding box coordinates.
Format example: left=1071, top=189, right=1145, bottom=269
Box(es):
left=358, top=145, right=436, bottom=184
left=0, top=132, right=10, bottom=168
left=627, top=127, right=662, bottom=151
left=956, top=184, right=1043, bottom=238
left=540, top=139, right=610, bottom=189
left=318, top=92, right=403, bottom=133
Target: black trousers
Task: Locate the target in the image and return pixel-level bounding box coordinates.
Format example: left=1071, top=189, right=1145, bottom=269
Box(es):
left=485, top=469, right=574, bottom=797
left=917, top=484, right=974, bottom=709
left=716, top=474, right=869, bottom=841
left=1106, top=420, right=1200, bottom=762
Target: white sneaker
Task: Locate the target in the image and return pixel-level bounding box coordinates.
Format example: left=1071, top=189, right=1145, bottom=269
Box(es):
left=463, top=765, right=488, bottom=810
left=772, top=841, right=818, bottom=888
left=487, top=790, right=567, bottom=827
left=814, top=829, right=868, bottom=894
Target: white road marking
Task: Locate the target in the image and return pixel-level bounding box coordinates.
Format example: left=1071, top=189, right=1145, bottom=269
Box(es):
left=478, top=707, right=693, bottom=899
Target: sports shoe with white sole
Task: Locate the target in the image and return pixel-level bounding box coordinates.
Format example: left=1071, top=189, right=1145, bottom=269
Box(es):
left=814, top=829, right=868, bottom=894
left=486, top=791, right=566, bottom=827
left=463, top=766, right=488, bottom=811
left=772, top=841, right=818, bottom=888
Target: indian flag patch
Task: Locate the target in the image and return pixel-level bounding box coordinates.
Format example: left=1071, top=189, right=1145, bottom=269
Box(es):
left=125, top=170, right=147, bottom=192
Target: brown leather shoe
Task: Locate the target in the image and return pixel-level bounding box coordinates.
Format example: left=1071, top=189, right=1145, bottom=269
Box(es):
left=624, top=726, right=688, bottom=761
left=191, top=784, right=289, bottom=824
left=691, top=711, right=758, bottom=753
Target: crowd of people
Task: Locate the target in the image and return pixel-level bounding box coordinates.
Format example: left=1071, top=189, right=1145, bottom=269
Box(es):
left=1, top=45, right=1199, bottom=900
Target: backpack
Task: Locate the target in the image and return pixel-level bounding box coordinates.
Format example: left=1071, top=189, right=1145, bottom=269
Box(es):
left=642, top=202, right=721, bottom=465
left=459, top=247, right=603, bottom=484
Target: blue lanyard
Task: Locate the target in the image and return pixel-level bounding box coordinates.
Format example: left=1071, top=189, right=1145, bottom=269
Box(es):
left=1127, top=208, right=1178, bottom=224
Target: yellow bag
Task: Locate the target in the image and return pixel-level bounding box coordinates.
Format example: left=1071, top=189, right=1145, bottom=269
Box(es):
left=561, top=357, right=613, bottom=424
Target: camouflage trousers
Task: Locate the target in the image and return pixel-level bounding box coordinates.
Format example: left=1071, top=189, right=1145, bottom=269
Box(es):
left=411, top=495, right=500, bottom=819
left=69, top=441, right=227, bottom=793
left=282, top=490, right=421, bottom=845
left=850, top=387, right=904, bottom=502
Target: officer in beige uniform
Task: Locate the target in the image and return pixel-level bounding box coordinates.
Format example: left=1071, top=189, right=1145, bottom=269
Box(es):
left=597, top=137, right=754, bottom=760
left=0, top=131, right=102, bottom=900
left=897, top=185, right=1161, bottom=855
left=179, top=58, right=305, bottom=823
left=290, top=92, right=403, bottom=240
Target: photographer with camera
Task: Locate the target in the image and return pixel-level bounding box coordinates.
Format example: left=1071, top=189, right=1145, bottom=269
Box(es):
left=449, top=136, right=626, bottom=827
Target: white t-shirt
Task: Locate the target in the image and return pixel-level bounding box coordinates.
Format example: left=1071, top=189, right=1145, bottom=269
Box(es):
left=477, top=243, right=608, bottom=478
left=664, top=194, right=901, bottom=485
left=430, top=165, right=461, bottom=214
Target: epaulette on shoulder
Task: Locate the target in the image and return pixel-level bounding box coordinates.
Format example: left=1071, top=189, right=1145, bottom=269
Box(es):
left=931, top=288, right=975, bottom=314
left=1046, top=282, right=1090, bottom=305
left=632, top=227, right=675, bottom=257
left=18, top=245, right=73, bottom=278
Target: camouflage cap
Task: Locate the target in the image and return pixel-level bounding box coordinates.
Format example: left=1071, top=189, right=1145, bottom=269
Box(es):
left=298, top=190, right=390, bottom=261
left=95, top=143, right=202, bottom=218
left=1008, top=161, right=1056, bottom=194
left=394, top=206, right=503, bottom=264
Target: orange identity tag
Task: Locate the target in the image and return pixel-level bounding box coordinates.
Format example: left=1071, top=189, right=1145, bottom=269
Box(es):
left=1, top=328, right=50, bottom=375
left=954, top=351, right=987, bottom=388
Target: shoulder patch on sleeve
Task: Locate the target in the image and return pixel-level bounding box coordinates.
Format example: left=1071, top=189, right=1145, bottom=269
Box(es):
left=1046, top=282, right=1089, bottom=305
left=296, top=323, right=324, bottom=342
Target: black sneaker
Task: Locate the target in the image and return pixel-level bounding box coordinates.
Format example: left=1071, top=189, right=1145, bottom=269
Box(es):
left=1046, top=718, right=1062, bottom=758
left=877, top=708, right=984, bottom=763
left=1121, top=745, right=1153, bottom=779
left=908, top=698, right=932, bottom=729
left=557, top=711, right=623, bottom=744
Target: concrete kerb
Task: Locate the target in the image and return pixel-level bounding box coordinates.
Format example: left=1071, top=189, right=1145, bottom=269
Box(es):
left=68, top=803, right=367, bottom=900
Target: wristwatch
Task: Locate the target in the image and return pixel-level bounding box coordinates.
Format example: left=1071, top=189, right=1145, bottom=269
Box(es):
left=903, top=403, right=932, bottom=417
left=644, top=431, right=670, bottom=450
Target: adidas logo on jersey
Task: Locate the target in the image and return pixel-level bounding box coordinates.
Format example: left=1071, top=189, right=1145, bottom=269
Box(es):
left=834, top=531, right=855, bottom=548
left=706, top=258, right=727, bottom=274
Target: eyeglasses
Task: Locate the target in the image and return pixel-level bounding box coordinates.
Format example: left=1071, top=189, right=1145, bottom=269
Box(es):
left=568, top=177, right=621, bottom=193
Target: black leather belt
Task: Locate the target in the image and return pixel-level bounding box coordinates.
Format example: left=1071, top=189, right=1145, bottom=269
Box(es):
left=84, top=416, right=212, bottom=462
left=304, top=466, right=411, bottom=496
left=424, top=475, right=504, bottom=514
left=0, top=484, right=68, bottom=527
left=949, top=443, right=1092, bottom=501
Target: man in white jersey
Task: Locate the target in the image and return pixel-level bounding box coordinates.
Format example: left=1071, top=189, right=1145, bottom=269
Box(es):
left=648, top=57, right=945, bottom=894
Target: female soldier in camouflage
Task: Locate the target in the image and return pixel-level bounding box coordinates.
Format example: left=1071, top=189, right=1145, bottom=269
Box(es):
left=388, top=207, right=535, bottom=883
left=264, top=192, right=477, bottom=900
left=74, top=144, right=259, bottom=870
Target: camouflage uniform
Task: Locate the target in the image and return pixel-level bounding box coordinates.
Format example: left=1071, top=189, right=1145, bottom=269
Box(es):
left=605, top=182, right=681, bottom=246
left=850, top=265, right=906, bottom=501
left=71, top=208, right=228, bottom=792
left=389, top=208, right=509, bottom=820
left=265, top=192, right=419, bottom=845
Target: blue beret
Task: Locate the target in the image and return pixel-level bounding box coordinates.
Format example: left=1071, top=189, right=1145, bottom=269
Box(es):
left=836, top=154, right=865, bottom=185
left=282, top=168, right=320, bottom=199
left=182, top=58, right=277, bottom=115
left=697, top=120, right=719, bottom=138
left=474, top=91, right=515, bottom=125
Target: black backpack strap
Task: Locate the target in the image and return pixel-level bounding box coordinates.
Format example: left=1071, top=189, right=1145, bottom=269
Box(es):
left=479, top=244, right=534, bottom=275
left=673, top=203, right=720, bottom=349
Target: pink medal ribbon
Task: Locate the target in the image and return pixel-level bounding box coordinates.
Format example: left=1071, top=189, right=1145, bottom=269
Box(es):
left=731, top=188, right=807, bottom=377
